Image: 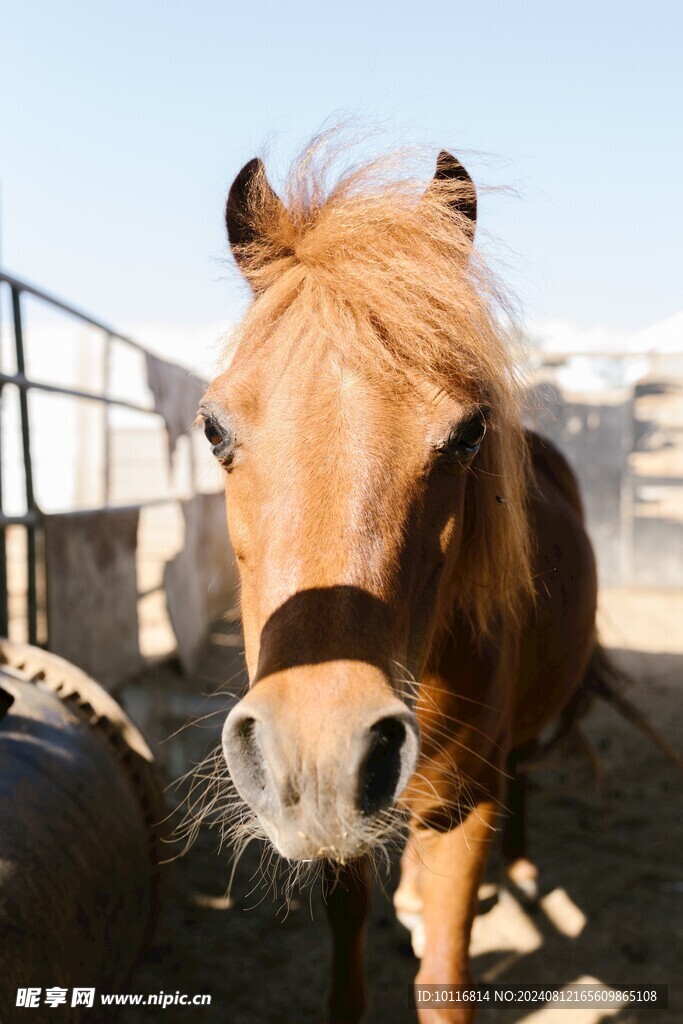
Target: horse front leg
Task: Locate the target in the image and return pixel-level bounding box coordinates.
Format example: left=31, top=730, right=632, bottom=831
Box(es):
left=323, top=857, right=370, bottom=1024
left=413, top=799, right=498, bottom=1024
left=501, top=767, right=539, bottom=904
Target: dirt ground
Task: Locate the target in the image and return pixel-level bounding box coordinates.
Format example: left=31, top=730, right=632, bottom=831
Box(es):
left=120, top=590, right=683, bottom=1024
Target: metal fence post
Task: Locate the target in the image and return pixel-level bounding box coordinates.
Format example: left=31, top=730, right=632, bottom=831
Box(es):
left=11, top=286, right=38, bottom=645
left=103, top=332, right=113, bottom=506
left=0, top=377, right=8, bottom=638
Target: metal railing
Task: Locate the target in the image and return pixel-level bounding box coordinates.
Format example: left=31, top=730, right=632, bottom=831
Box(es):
left=0, top=270, right=199, bottom=646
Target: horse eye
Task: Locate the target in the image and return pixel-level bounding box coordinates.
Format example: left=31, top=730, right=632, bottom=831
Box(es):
left=203, top=417, right=223, bottom=446
left=440, top=411, right=488, bottom=462
left=200, top=413, right=236, bottom=468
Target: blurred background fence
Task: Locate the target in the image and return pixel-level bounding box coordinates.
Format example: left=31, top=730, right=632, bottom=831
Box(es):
left=527, top=350, right=683, bottom=588
left=0, top=272, right=235, bottom=689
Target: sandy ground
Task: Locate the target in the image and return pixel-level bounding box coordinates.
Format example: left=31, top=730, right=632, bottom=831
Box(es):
left=120, top=589, right=683, bottom=1024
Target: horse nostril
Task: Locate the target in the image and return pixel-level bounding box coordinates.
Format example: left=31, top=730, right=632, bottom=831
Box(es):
left=222, top=710, right=268, bottom=808
left=234, top=715, right=258, bottom=759
left=359, top=716, right=408, bottom=816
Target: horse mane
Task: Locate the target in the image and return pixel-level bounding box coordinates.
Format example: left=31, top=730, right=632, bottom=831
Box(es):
left=229, top=133, right=534, bottom=636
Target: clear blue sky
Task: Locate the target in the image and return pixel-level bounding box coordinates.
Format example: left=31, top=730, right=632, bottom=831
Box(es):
left=2, top=0, right=682, bottom=336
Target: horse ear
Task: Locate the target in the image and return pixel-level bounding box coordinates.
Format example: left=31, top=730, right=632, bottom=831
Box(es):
left=225, top=157, right=285, bottom=272
left=428, top=150, right=477, bottom=242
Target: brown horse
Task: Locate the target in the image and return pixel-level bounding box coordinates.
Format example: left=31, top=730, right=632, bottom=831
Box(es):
left=200, top=138, right=599, bottom=1023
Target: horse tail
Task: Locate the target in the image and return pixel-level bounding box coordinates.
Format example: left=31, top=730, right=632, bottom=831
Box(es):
left=583, top=643, right=683, bottom=773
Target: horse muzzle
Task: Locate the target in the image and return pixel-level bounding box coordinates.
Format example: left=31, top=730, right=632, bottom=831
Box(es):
left=221, top=671, right=420, bottom=861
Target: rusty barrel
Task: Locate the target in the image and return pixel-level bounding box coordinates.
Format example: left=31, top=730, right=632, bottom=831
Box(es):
left=0, top=641, right=166, bottom=1022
